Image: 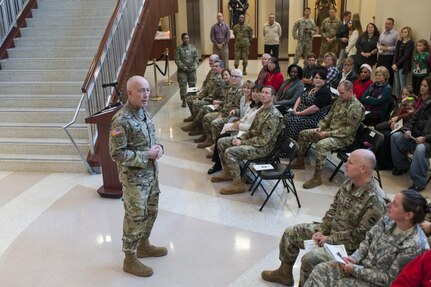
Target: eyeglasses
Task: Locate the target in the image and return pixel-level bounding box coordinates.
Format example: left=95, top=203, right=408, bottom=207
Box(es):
left=231, top=75, right=241, bottom=78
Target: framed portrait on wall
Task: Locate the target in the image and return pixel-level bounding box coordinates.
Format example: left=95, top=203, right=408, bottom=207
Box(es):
left=155, top=15, right=176, bottom=40
left=303, top=0, right=346, bottom=29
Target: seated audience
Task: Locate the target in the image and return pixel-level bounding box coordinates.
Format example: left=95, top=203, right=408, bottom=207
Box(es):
left=334, top=58, right=358, bottom=87
left=283, top=67, right=332, bottom=140
left=264, top=57, right=284, bottom=93
left=210, top=86, right=283, bottom=195
left=391, top=249, right=431, bottom=287
left=275, top=64, right=305, bottom=114
left=322, top=52, right=340, bottom=88
left=207, top=84, right=262, bottom=174
left=255, top=53, right=271, bottom=86
left=290, top=80, right=365, bottom=189
left=391, top=78, right=431, bottom=192
left=360, top=66, right=393, bottom=126
left=261, top=149, right=388, bottom=287
left=415, top=76, right=431, bottom=110
left=302, top=53, right=317, bottom=89
left=304, top=190, right=430, bottom=287
left=353, top=63, right=373, bottom=99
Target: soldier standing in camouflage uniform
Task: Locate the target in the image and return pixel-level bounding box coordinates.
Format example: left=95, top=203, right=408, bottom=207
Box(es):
left=198, top=69, right=243, bottom=149
left=233, top=14, right=253, bottom=75
left=175, top=33, right=199, bottom=107
left=261, top=149, right=389, bottom=287
left=304, top=190, right=430, bottom=287
left=291, top=80, right=365, bottom=189
left=317, top=8, right=341, bottom=65
left=109, top=76, right=167, bottom=277
left=292, top=7, right=316, bottom=65
left=211, top=85, right=283, bottom=195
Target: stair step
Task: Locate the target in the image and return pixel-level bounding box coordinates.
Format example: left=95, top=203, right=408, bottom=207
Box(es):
left=0, top=58, right=92, bottom=70
left=20, top=26, right=106, bottom=37
left=0, top=123, right=88, bottom=139
left=0, top=157, right=89, bottom=173
left=32, top=7, right=115, bottom=17
left=0, top=70, right=87, bottom=82
left=7, top=47, right=97, bottom=58
left=0, top=95, right=82, bottom=108
left=36, top=1, right=116, bottom=10
left=26, top=16, right=110, bottom=27
left=0, top=108, right=87, bottom=123
left=0, top=82, right=82, bottom=95
left=14, top=36, right=101, bottom=48
left=0, top=138, right=89, bottom=155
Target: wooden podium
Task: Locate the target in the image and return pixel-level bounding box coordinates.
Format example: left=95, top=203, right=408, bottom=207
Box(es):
left=85, top=105, right=123, bottom=198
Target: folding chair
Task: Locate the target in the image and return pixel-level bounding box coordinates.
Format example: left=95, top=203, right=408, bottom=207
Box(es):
left=250, top=137, right=300, bottom=211
left=329, top=125, right=384, bottom=187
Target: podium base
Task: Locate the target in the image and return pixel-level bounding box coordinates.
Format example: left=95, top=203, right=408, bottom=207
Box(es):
left=97, top=186, right=123, bottom=199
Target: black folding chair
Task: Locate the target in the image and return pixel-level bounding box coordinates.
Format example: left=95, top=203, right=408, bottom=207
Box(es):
left=329, top=125, right=384, bottom=188
left=250, top=137, right=300, bottom=211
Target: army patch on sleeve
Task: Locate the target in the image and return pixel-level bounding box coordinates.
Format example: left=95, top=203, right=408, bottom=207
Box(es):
left=111, top=128, right=123, bottom=137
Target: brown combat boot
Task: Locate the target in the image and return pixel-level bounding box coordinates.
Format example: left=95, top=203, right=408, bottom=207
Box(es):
left=193, top=134, right=207, bottom=143
left=261, top=261, right=294, bottom=286
left=290, top=155, right=305, bottom=169
left=211, top=170, right=233, bottom=182
left=303, top=170, right=322, bottom=189
left=243, top=66, right=247, bottom=75
left=181, top=99, right=186, bottom=108
left=123, top=252, right=153, bottom=277
left=220, top=179, right=246, bottom=195
left=181, top=121, right=196, bottom=132
left=183, top=115, right=194, bottom=122
left=206, top=152, right=214, bottom=159
left=188, top=129, right=203, bottom=136
left=197, top=138, right=214, bottom=149
left=136, top=239, right=168, bottom=258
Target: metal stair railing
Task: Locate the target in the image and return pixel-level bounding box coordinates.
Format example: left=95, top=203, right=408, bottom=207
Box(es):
left=0, top=0, right=28, bottom=46
left=63, top=0, right=146, bottom=174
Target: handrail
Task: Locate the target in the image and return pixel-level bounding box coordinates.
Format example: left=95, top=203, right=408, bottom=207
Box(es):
left=63, top=0, right=146, bottom=173
left=0, top=0, right=28, bottom=45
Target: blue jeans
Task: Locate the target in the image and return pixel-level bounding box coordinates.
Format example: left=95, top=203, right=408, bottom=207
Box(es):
left=391, top=131, right=430, bottom=187
left=337, top=48, right=347, bottom=71
left=394, top=68, right=408, bottom=98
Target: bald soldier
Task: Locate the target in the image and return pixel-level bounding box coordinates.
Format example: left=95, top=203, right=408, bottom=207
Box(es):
left=291, top=80, right=365, bottom=189
left=109, top=76, right=167, bottom=277
left=261, top=149, right=389, bottom=287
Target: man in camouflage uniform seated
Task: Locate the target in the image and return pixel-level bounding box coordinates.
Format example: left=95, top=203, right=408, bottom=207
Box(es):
left=261, top=149, right=389, bottom=287
left=109, top=76, right=167, bottom=277
left=211, top=85, right=283, bottom=195
left=291, top=80, right=365, bottom=189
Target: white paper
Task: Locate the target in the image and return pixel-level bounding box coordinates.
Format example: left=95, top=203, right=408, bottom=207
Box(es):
left=330, top=87, right=339, bottom=96
left=253, top=164, right=274, bottom=171
left=304, top=239, right=319, bottom=252
left=390, top=119, right=403, bottom=134
left=207, top=104, right=216, bottom=111
left=324, top=243, right=348, bottom=264
left=187, top=87, right=199, bottom=93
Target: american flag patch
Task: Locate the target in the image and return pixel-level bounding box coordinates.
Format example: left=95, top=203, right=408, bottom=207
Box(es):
left=111, top=128, right=122, bottom=136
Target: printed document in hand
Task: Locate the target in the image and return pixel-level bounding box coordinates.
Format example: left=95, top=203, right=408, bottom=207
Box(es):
left=303, top=239, right=319, bottom=252
left=324, top=243, right=347, bottom=264
left=391, top=119, right=403, bottom=134
left=187, top=87, right=199, bottom=93
left=253, top=164, right=274, bottom=171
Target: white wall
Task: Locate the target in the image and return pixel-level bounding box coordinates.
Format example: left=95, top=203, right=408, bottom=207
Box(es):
left=175, top=0, right=187, bottom=46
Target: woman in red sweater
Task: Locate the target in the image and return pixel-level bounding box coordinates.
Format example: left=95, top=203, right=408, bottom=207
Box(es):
left=353, top=63, right=373, bottom=99
left=264, top=57, right=284, bottom=93
left=391, top=250, right=431, bottom=287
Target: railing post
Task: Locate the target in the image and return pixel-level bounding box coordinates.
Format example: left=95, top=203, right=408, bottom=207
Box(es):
left=164, top=48, right=174, bottom=86
left=150, top=58, right=162, bottom=101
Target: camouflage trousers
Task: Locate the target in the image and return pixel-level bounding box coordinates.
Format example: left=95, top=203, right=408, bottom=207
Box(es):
left=218, top=136, right=269, bottom=179
left=234, top=43, right=250, bottom=68
left=297, top=129, right=352, bottom=172
left=202, top=111, right=222, bottom=138
left=304, top=260, right=372, bottom=287
left=122, top=180, right=160, bottom=253
left=177, top=70, right=197, bottom=100
left=293, top=39, right=313, bottom=65
left=317, top=39, right=337, bottom=65
left=210, top=116, right=228, bottom=141
left=185, top=94, right=200, bottom=116
left=192, top=104, right=216, bottom=129
left=279, top=222, right=331, bottom=286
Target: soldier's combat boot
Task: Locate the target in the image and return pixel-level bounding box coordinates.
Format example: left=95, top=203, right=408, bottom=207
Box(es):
left=290, top=155, right=305, bottom=169
left=183, top=115, right=194, bottom=122
left=261, top=261, right=294, bottom=286
left=197, top=138, right=214, bottom=149
left=123, top=252, right=153, bottom=277
left=181, top=121, right=196, bottom=132
left=303, top=170, right=322, bottom=189
left=219, top=179, right=245, bottom=195
left=243, top=65, right=247, bottom=75
left=136, top=239, right=168, bottom=258
left=188, top=128, right=203, bottom=136
left=181, top=99, right=186, bottom=108
left=211, top=170, right=233, bottom=182
left=193, top=134, right=206, bottom=143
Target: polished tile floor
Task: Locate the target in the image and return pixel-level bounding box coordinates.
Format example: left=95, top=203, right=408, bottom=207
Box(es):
left=0, top=59, right=427, bottom=287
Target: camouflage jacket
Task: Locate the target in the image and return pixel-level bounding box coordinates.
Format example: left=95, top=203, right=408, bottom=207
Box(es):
left=174, top=44, right=199, bottom=72
left=221, top=84, right=243, bottom=116
left=109, top=102, right=159, bottom=186
left=319, top=96, right=365, bottom=144
left=321, top=17, right=342, bottom=39
left=292, top=17, right=316, bottom=40
left=318, top=178, right=389, bottom=253
left=233, top=23, right=253, bottom=46
left=240, top=104, right=283, bottom=150
left=350, top=215, right=429, bottom=286
left=199, top=72, right=224, bottom=102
